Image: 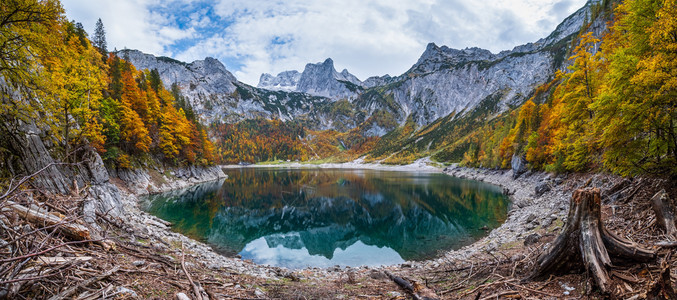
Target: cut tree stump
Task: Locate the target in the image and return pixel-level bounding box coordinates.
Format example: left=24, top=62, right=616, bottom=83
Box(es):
left=650, top=189, right=677, bottom=238
left=530, top=188, right=655, bottom=294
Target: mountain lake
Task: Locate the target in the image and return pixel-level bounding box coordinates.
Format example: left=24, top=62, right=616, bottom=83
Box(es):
left=140, top=168, right=510, bottom=269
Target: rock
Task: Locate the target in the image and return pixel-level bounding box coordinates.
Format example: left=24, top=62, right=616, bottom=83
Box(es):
left=525, top=214, right=537, bottom=224
left=525, top=222, right=537, bottom=231
left=369, top=270, right=388, bottom=280
left=511, top=154, right=527, bottom=179
left=535, top=182, right=551, bottom=197
left=116, top=287, right=138, bottom=298
left=257, top=71, right=301, bottom=91
left=132, top=260, right=146, bottom=267
left=387, top=291, right=402, bottom=298
left=524, top=233, right=541, bottom=246
left=510, top=254, right=526, bottom=262
left=175, top=292, right=191, bottom=300
left=541, top=217, right=554, bottom=228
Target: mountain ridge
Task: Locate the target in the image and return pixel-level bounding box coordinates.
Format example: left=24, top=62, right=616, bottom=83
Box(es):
left=121, top=0, right=599, bottom=137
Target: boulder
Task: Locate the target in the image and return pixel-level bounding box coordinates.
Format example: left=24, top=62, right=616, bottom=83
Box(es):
left=511, top=154, right=527, bottom=179
left=535, top=182, right=551, bottom=197
left=524, top=233, right=541, bottom=246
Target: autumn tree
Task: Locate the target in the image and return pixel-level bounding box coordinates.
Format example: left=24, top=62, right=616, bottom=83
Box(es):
left=544, top=32, right=603, bottom=172
left=593, top=0, right=677, bottom=175
left=39, top=20, right=107, bottom=161
left=0, top=0, right=62, bottom=128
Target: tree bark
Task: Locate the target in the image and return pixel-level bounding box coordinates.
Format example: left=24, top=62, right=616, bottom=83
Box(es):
left=530, top=188, right=655, bottom=294
left=650, top=189, right=677, bottom=238
left=7, top=201, right=91, bottom=241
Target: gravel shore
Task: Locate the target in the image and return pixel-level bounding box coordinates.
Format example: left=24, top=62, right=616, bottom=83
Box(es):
left=119, top=159, right=586, bottom=285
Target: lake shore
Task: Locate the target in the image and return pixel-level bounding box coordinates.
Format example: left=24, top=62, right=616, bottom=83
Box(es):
left=209, top=160, right=573, bottom=273
left=101, top=159, right=661, bottom=298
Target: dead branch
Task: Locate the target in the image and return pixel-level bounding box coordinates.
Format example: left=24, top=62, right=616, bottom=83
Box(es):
left=0, top=239, right=98, bottom=263
left=46, top=265, right=120, bottom=300
left=181, top=241, right=207, bottom=300
left=384, top=271, right=439, bottom=300
left=7, top=200, right=90, bottom=241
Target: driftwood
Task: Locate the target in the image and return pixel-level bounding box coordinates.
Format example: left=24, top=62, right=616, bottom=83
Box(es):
left=384, top=271, right=439, bottom=300
left=531, top=188, right=655, bottom=294
left=7, top=200, right=90, bottom=240
left=181, top=242, right=208, bottom=300
left=650, top=189, right=677, bottom=238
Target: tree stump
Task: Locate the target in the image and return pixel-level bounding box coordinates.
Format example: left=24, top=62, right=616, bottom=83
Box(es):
left=650, top=189, right=677, bottom=238
left=531, top=188, right=655, bottom=294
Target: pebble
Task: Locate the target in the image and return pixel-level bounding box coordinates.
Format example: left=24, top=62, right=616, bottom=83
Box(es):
left=175, top=292, right=190, bottom=300
left=116, top=287, right=138, bottom=298
left=541, top=217, right=554, bottom=228
left=525, top=214, right=537, bottom=223
left=132, top=260, right=145, bottom=267
left=387, top=291, right=402, bottom=297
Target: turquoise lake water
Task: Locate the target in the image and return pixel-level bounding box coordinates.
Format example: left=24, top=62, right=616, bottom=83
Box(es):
left=140, top=168, right=509, bottom=269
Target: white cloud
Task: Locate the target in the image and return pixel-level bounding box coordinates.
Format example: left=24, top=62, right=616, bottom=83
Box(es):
left=60, top=0, right=587, bottom=85
left=61, top=0, right=196, bottom=55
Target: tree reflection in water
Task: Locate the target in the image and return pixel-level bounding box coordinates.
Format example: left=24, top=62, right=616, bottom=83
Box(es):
left=141, top=168, right=509, bottom=269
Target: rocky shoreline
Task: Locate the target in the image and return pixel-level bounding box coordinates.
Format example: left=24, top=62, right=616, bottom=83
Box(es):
left=106, top=165, right=285, bottom=279
left=120, top=161, right=585, bottom=284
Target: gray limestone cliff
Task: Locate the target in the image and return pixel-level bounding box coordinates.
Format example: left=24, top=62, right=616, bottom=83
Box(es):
left=7, top=119, right=225, bottom=234
left=257, top=70, right=301, bottom=92
left=121, top=0, right=603, bottom=135
left=121, top=50, right=342, bottom=127
left=257, top=58, right=363, bottom=101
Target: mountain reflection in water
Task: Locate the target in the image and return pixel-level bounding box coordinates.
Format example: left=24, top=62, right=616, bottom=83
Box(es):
left=141, top=168, right=509, bottom=269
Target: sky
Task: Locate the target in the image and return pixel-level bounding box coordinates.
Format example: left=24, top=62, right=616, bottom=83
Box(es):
left=61, top=0, right=588, bottom=85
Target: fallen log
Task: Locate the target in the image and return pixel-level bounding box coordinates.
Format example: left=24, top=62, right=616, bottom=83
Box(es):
left=384, top=271, right=439, bottom=300
left=530, top=188, right=655, bottom=294
left=650, top=189, right=677, bottom=238
left=7, top=201, right=90, bottom=241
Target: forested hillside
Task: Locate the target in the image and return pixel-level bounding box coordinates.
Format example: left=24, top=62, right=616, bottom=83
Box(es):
left=237, top=0, right=676, bottom=178
left=2, top=0, right=674, bottom=179
left=455, top=0, right=676, bottom=176
left=0, top=0, right=215, bottom=174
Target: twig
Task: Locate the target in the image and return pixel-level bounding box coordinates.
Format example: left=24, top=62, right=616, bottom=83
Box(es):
left=46, top=266, right=119, bottom=300
left=0, top=162, right=65, bottom=201
left=479, top=290, right=520, bottom=300
left=181, top=241, right=204, bottom=300
left=506, top=281, right=558, bottom=297
left=0, top=239, right=99, bottom=263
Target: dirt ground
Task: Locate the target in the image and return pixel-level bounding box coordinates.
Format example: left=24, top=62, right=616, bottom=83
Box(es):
left=1, top=168, right=676, bottom=299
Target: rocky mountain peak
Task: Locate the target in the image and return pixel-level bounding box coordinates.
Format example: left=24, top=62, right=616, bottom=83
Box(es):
left=296, top=58, right=362, bottom=100
left=411, top=43, right=497, bottom=74
left=257, top=70, right=301, bottom=91
left=257, top=58, right=362, bottom=100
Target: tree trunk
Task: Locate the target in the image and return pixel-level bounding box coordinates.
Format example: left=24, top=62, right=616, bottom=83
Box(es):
left=650, top=189, right=677, bottom=238
left=7, top=201, right=91, bottom=241
left=530, top=188, right=655, bottom=294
